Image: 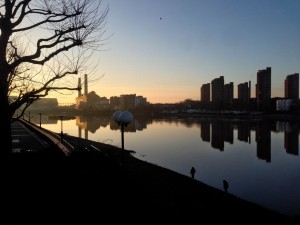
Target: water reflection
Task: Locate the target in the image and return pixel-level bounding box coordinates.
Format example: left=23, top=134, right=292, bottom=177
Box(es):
left=75, top=116, right=110, bottom=139
left=34, top=115, right=300, bottom=160
left=147, top=117, right=299, bottom=158
left=71, top=115, right=148, bottom=133
left=185, top=117, right=300, bottom=161
left=284, top=122, right=299, bottom=155
left=199, top=118, right=298, bottom=160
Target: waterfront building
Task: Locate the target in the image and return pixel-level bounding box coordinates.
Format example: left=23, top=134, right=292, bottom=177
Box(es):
left=256, top=67, right=271, bottom=111
left=76, top=91, right=101, bottom=109
left=119, top=94, right=136, bottom=110
left=237, top=81, right=251, bottom=110
left=136, top=95, right=148, bottom=107
left=285, top=73, right=299, bottom=100
left=201, top=83, right=210, bottom=102
left=28, top=98, right=58, bottom=110
left=224, top=82, right=234, bottom=109
left=211, top=76, right=224, bottom=110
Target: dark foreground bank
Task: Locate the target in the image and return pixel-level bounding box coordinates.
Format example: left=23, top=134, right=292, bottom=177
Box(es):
left=5, top=134, right=300, bottom=224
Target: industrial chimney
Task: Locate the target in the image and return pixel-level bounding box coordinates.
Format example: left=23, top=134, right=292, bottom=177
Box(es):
left=248, top=81, right=251, bottom=99
left=78, top=77, right=82, bottom=97
left=84, top=74, right=88, bottom=95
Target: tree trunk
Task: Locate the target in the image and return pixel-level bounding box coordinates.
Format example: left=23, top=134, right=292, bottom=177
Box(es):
left=0, top=80, right=12, bottom=157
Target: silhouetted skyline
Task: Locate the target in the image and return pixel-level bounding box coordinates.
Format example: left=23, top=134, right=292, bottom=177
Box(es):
left=48, top=0, right=300, bottom=105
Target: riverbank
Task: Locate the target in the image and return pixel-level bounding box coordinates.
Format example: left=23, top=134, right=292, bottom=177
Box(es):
left=6, top=135, right=300, bottom=224
left=26, top=107, right=300, bottom=121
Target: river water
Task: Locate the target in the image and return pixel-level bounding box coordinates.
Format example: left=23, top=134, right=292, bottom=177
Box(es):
left=32, top=115, right=300, bottom=216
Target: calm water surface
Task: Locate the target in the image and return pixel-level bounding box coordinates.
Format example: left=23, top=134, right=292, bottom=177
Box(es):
left=34, top=115, right=300, bottom=216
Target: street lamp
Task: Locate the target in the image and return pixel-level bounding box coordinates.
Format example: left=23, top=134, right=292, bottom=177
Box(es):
left=58, top=115, right=65, bottom=142
left=113, top=111, right=133, bottom=166
left=38, top=112, right=42, bottom=128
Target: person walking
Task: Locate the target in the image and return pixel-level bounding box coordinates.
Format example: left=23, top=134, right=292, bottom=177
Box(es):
left=223, top=179, right=229, bottom=193
left=190, top=167, right=196, bottom=179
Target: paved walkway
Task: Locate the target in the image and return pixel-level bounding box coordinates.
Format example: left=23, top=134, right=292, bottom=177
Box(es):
left=11, top=120, right=50, bottom=153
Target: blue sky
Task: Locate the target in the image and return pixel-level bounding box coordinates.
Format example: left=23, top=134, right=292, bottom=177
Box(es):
left=60, top=0, right=300, bottom=104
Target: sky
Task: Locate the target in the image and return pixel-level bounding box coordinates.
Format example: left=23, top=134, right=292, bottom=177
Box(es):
left=56, top=0, right=300, bottom=104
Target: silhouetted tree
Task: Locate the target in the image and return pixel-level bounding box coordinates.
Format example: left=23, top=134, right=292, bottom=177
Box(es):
left=0, top=0, right=109, bottom=155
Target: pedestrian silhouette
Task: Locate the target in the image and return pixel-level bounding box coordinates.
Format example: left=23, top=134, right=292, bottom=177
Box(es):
left=223, top=179, right=229, bottom=193
left=190, top=167, right=196, bottom=179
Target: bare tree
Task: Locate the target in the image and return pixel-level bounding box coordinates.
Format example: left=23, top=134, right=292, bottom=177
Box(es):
left=0, top=0, right=109, bottom=156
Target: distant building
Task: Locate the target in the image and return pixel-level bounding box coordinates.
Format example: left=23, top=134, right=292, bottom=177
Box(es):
left=224, top=82, right=234, bottom=109
left=201, top=83, right=210, bottom=103
left=99, top=97, right=109, bottom=104
left=119, top=94, right=136, bottom=110
left=285, top=73, right=299, bottom=100
left=276, top=99, right=293, bottom=111
left=75, top=74, right=106, bottom=110
left=211, top=76, right=224, bottom=109
left=256, top=67, right=271, bottom=111
left=76, top=91, right=101, bottom=109
left=238, top=81, right=251, bottom=110
left=110, top=96, right=120, bottom=110
left=28, top=98, right=58, bottom=110
left=136, top=95, right=148, bottom=107
left=238, top=82, right=251, bottom=101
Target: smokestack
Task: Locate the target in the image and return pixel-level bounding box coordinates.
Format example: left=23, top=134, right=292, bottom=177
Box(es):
left=84, top=74, right=88, bottom=95
left=248, top=81, right=251, bottom=99
left=78, top=77, right=82, bottom=97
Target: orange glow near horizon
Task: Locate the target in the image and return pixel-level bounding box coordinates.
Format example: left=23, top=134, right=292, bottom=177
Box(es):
left=50, top=82, right=285, bottom=105
left=50, top=86, right=201, bottom=105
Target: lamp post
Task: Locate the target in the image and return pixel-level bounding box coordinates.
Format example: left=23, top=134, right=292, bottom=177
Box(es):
left=28, top=111, right=31, bottom=122
left=38, top=112, right=42, bottom=128
left=59, top=115, right=65, bottom=142
left=113, top=111, right=133, bottom=166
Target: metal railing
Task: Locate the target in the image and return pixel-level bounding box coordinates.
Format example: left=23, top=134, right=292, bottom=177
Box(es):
left=19, top=118, right=74, bottom=156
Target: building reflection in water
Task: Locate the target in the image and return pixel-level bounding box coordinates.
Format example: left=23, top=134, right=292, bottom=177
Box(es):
left=76, top=116, right=110, bottom=139
left=284, top=122, right=299, bottom=155
left=29, top=114, right=58, bottom=125
left=275, top=121, right=299, bottom=156
left=237, top=120, right=251, bottom=143
left=224, top=119, right=234, bottom=144
left=200, top=120, right=210, bottom=142
left=74, top=116, right=149, bottom=139
left=211, top=119, right=224, bottom=151
left=256, top=121, right=271, bottom=162
left=198, top=118, right=299, bottom=161
left=41, top=115, right=299, bottom=161
left=110, top=116, right=148, bottom=132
